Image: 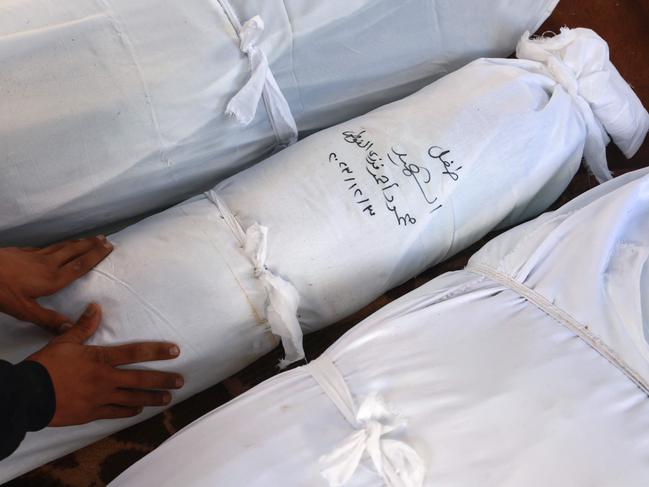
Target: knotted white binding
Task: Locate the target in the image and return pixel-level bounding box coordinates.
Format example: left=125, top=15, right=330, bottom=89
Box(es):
left=309, top=355, right=425, bottom=487
left=218, top=0, right=298, bottom=148
left=206, top=190, right=304, bottom=367
left=517, top=27, right=649, bottom=183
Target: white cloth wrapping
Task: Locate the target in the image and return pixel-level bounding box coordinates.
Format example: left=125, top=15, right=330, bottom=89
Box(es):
left=110, top=168, right=649, bottom=486
left=0, top=27, right=647, bottom=481
left=0, top=0, right=558, bottom=246
left=222, top=13, right=297, bottom=146
left=310, top=356, right=425, bottom=487
left=206, top=190, right=305, bottom=366
left=517, top=28, right=649, bottom=182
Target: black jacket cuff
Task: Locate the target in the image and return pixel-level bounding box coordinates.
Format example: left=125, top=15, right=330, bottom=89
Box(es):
left=14, top=360, right=56, bottom=432
left=0, top=359, right=55, bottom=460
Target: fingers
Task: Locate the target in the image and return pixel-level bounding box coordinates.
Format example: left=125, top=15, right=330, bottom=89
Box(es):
left=58, top=303, right=102, bottom=343
left=111, top=368, right=184, bottom=391
left=109, top=389, right=172, bottom=408
left=40, top=236, right=111, bottom=260
left=16, top=246, right=40, bottom=252
left=104, top=342, right=180, bottom=366
left=53, top=237, right=113, bottom=289
left=47, top=237, right=106, bottom=265
left=37, top=241, right=68, bottom=255
left=8, top=295, right=73, bottom=334
left=95, top=405, right=143, bottom=420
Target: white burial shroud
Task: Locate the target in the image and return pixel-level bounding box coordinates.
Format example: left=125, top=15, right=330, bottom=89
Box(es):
left=0, top=27, right=647, bottom=481
left=111, top=168, right=649, bottom=486
left=0, top=0, right=558, bottom=245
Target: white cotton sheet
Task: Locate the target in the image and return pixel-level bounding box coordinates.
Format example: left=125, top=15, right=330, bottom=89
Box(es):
left=0, top=0, right=559, bottom=245
left=111, top=168, right=649, bottom=487
left=0, top=27, right=647, bottom=482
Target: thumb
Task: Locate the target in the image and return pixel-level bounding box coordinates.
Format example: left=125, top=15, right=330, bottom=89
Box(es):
left=58, top=303, right=102, bottom=344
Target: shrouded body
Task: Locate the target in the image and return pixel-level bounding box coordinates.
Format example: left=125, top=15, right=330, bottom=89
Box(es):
left=112, top=169, right=649, bottom=487
left=1, top=27, right=647, bottom=482
left=0, top=0, right=558, bottom=245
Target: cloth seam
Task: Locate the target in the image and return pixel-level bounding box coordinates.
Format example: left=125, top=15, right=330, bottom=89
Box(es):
left=466, top=262, right=649, bottom=395
left=178, top=204, right=269, bottom=329
left=97, top=0, right=170, bottom=165
left=277, top=0, right=305, bottom=116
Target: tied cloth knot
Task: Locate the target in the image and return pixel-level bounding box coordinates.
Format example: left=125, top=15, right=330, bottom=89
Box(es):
left=243, top=223, right=304, bottom=368
left=206, top=190, right=304, bottom=367
left=320, top=395, right=425, bottom=487
left=309, top=356, right=425, bottom=487
left=225, top=14, right=298, bottom=148
left=516, top=27, right=649, bottom=183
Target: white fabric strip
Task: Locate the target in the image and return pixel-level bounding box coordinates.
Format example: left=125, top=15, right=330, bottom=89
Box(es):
left=206, top=190, right=305, bottom=366
left=517, top=28, right=649, bottom=183
left=217, top=0, right=298, bottom=148
left=466, top=262, right=649, bottom=395
left=308, top=355, right=425, bottom=487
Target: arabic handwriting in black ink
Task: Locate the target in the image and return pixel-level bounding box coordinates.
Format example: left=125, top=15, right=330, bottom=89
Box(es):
left=365, top=150, right=384, bottom=171
left=383, top=192, right=416, bottom=226
left=342, top=130, right=375, bottom=152
left=337, top=131, right=450, bottom=226
left=428, top=145, right=462, bottom=181
left=329, top=151, right=376, bottom=215
left=382, top=182, right=399, bottom=192
left=365, top=166, right=390, bottom=186
left=387, top=148, right=438, bottom=206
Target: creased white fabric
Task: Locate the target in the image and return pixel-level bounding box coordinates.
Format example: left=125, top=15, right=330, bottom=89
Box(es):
left=467, top=166, right=649, bottom=389
left=221, top=8, right=298, bottom=147
left=110, top=169, right=649, bottom=487
left=2, top=26, right=646, bottom=483
left=466, top=261, right=649, bottom=396
left=0, top=0, right=559, bottom=245
left=309, top=355, right=425, bottom=487
left=206, top=190, right=304, bottom=365
left=516, top=28, right=649, bottom=182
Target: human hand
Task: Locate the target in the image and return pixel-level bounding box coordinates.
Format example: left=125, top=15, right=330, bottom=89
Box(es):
left=0, top=236, right=113, bottom=333
left=28, top=303, right=184, bottom=426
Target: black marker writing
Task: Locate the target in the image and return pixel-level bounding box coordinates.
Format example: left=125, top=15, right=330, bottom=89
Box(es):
left=329, top=152, right=376, bottom=216
left=428, top=145, right=462, bottom=181
left=384, top=192, right=416, bottom=226
left=387, top=147, right=439, bottom=206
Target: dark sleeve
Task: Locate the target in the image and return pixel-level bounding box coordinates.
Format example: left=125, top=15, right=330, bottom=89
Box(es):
left=0, top=359, right=55, bottom=461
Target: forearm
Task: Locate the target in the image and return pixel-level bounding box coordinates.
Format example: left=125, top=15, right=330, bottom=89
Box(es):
left=0, top=360, right=55, bottom=460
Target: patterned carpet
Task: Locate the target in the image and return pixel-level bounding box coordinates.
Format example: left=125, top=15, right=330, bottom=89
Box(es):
left=5, top=0, right=649, bottom=485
